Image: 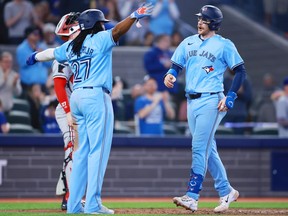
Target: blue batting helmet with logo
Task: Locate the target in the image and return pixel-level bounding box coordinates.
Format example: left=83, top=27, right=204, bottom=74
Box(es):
left=195, top=5, right=223, bottom=31
left=77, top=9, right=109, bottom=30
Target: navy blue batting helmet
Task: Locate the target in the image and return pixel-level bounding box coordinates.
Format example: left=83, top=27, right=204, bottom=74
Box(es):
left=77, top=9, right=109, bottom=30
left=195, top=5, right=223, bottom=31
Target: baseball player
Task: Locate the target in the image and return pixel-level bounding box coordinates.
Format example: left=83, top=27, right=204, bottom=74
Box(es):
left=52, top=12, right=81, bottom=210
left=26, top=3, right=153, bottom=214
left=164, top=5, right=246, bottom=213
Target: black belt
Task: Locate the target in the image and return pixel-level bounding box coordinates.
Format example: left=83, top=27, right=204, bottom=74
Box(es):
left=188, top=92, right=219, bottom=100
left=81, top=86, right=110, bottom=94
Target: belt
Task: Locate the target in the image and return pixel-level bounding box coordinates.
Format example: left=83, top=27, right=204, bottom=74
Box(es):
left=77, top=86, right=110, bottom=94
left=187, top=92, right=219, bottom=100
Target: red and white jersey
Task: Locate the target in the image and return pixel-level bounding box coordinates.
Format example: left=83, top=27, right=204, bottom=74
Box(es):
left=52, top=60, right=73, bottom=100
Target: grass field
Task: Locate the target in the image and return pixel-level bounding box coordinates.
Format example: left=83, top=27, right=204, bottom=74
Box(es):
left=0, top=198, right=288, bottom=216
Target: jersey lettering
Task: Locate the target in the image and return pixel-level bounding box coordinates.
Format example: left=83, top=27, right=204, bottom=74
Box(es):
left=199, top=50, right=216, bottom=62
left=188, top=50, right=197, bottom=57
left=72, top=58, right=91, bottom=83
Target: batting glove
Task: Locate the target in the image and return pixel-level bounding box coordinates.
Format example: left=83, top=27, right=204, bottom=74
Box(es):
left=225, top=91, right=237, bottom=109
left=26, top=52, right=38, bottom=65
left=130, top=3, right=154, bottom=20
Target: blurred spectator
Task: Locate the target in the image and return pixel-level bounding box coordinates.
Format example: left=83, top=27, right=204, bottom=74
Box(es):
left=143, top=34, right=178, bottom=94
left=100, top=6, right=117, bottom=30
left=223, top=69, right=252, bottom=134
left=39, top=23, right=61, bottom=70
left=34, top=1, right=60, bottom=26
left=0, top=0, right=9, bottom=44
left=143, top=31, right=155, bottom=47
left=274, top=76, right=288, bottom=137
left=251, top=73, right=279, bottom=122
left=0, top=99, right=10, bottom=134
left=42, top=84, right=57, bottom=106
left=0, top=51, right=22, bottom=113
left=4, top=0, right=40, bottom=44
left=147, top=0, right=180, bottom=36
left=40, top=23, right=60, bottom=49
left=16, top=26, right=50, bottom=96
left=111, top=76, right=128, bottom=121
left=134, top=76, right=175, bottom=135
left=27, top=84, right=45, bottom=132
left=171, top=30, right=183, bottom=47
left=117, top=0, right=149, bottom=45
left=49, top=0, right=61, bottom=18
left=178, top=99, right=187, bottom=122
left=105, top=0, right=121, bottom=22
left=125, top=83, right=143, bottom=121
left=274, top=0, right=288, bottom=38
left=58, top=0, right=91, bottom=16
left=41, top=99, right=61, bottom=133
left=263, top=0, right=275, bottom=27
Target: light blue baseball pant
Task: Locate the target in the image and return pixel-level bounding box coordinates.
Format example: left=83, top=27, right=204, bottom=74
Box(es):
left=67, top=87, right=114, bottom=214
left=186, top=92, right=231, bottom=200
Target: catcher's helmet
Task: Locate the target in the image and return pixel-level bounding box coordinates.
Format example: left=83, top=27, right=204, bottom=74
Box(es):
left=195, top=5, right=223, bottom=31
left=77, top=9, right=109, bottom=31
left=55, top=12, right=80, bottom=37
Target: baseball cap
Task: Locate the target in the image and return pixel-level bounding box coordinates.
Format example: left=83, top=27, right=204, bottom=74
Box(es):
left=283, top=76, right=288, bottom=86
left=43, top=23, right=56, bottom=33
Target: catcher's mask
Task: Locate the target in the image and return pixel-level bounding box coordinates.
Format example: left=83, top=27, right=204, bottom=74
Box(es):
left=55, top=12, right=81, bottom=39
left=195, top=5, right=223, bottom=31
left=77, top=9, right=109, bottom=31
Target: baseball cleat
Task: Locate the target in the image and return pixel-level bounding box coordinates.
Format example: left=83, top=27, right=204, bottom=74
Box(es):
left=214, top=188, right=239, bottom=213
left=90, top=205, right=114, bottom=214
left=173, top=195, right=198, bottom=212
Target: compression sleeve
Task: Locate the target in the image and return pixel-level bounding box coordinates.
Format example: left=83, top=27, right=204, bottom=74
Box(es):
left=35, top=48, right=55, bottom=62
left=54, top=77, right=70, bottom=113
left=229, top=64, right=246, bottom=93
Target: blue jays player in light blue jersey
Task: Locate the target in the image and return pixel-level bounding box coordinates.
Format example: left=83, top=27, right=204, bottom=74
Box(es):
left=26, top=3, right=153, bottom=214
left=164, top=5, right=246, bottom=214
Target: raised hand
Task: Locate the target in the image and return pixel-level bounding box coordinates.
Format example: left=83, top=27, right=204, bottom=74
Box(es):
left=130, top=2, right=154, bottom=20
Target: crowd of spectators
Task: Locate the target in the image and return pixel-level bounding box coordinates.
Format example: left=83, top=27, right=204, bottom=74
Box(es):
left=0, top=0, right=183, bottom=46
left=0, top=0, right=287, bottom=136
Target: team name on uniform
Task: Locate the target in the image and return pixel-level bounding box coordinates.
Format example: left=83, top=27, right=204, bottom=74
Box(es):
left=187, top=50, right=216, bottom=62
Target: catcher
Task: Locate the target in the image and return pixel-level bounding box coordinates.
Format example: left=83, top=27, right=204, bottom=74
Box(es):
left=52, top=12, right=81, bottom=210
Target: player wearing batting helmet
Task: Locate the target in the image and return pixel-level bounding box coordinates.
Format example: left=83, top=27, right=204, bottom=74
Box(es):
left=164, top=5, right=246, bottom=213
left=26, top=2, right=154, bottom=214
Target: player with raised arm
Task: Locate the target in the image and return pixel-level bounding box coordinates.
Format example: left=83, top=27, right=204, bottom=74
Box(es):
left=164, top=5, right=246, bottom=213
left=52, top=12, right=81, bottom=211
left=27, top=3, right=153, bottom=214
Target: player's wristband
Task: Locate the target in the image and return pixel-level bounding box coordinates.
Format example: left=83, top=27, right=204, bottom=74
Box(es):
left=166, top=68, right=178, bottom=78
left=225, top=91, right=237, bottom=109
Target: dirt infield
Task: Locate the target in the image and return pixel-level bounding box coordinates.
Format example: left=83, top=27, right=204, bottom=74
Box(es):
left=1, top=197, right=288, bottom=203
left=4, top=208, right=288, bottom=215
left=1, top=198, right=288, bottom=215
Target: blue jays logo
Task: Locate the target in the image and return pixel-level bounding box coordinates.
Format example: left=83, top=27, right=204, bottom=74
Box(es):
left=202, top=66, right=214, bottom=74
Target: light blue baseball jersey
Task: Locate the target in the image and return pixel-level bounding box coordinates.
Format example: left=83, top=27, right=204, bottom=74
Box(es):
left=54, top=29, right=116, bottom=92
left=171, top=34, right=244, bottom=94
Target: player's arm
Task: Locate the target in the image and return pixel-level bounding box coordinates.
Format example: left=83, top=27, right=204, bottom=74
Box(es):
left=54, top=77, right=70, bottom=114
left=26, top=48, right=56, bottom=65
left=224, top=64, right=246, bottom=109
left=112, top=2, right=153, bottom=42
left=53, top=77, right=73, bottom=127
